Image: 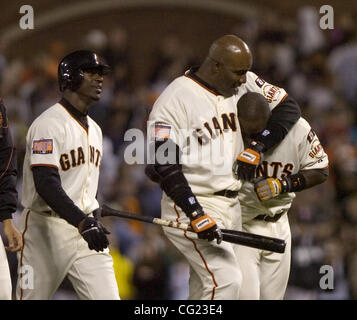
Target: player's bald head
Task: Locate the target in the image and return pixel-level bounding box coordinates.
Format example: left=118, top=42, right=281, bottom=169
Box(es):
left=208, top=35, right=252, bottom=67
left=197, top=35, right=253, bottom=97
left=237, top=92, right=271, bottom=138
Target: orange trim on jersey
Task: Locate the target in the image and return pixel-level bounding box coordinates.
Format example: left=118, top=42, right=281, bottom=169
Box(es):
left=174, top=204, right=218, bottom=300
left=59, top=103, right=89, bottom=134
left=185, top=74, right=219, bottom=96
left=19, top=210, right=30, bottom=300
left=279, top=93, right=288, bottom=103
left=30, top=164, right=59, bottom=169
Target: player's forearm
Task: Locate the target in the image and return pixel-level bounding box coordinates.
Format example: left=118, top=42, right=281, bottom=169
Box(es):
left=254, top=168, right=329, bottom=201
left=32, top=166, right=87, bottom=227
left=280, top=168, right=329, bottom=193
left=146, top=139, right=202, bottom=218
left=300, top=168, right=329, bottom=190
left=0, top=173, right=17, bottom=222
left=254, top=96, right=301, bottom=152
left=155, top=164, right=202, bottom=217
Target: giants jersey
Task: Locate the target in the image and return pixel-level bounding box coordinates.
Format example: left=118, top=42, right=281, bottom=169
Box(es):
left=21, top=103, right=103, bottom=214
left=238, top=118, right=329, bottom=222
left=149, top=70, right=287, bottom=195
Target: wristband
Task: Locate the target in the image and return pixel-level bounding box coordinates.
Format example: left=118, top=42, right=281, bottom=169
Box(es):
left=281, top=173, right=306, bottom=193
left=187, top=208, right=204, bottom=221
left=250, top=140, right=266, bottom=153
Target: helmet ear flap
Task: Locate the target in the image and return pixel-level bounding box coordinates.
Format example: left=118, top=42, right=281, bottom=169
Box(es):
left=59, top=68, right=84, bottom=92
left=68, top=69, right=84, bottom=91
left=60, top=70, right=71, bottom=91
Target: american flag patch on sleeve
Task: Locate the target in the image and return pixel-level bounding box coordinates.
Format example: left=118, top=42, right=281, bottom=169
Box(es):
left=152, top=123, right=171, bottom=141
left=33, top=139, right=53, bottom=154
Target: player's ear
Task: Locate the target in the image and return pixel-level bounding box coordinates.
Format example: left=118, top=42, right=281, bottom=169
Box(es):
left=208, top=56, right=220, bottom=74
left=212, top=61, right=221, bottom=73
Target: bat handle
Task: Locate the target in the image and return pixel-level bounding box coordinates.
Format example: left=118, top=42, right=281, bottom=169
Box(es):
left=152, top=217, right=193, bottom=232
left=101, top=205, right=153, bottom=223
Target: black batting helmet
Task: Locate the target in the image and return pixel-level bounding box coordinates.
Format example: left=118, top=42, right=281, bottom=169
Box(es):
left=58, top=50, right=110, bottom=92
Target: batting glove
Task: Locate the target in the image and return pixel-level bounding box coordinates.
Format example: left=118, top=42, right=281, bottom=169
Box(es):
left=234, top=141, right=265, bottom=181
left=189, top=209, right=222, bottom=244
left=254, top=177, right=290, bottom=201
left=78, top=216, right=110, bottom=252
left=92, top=207, right=111, bottom=235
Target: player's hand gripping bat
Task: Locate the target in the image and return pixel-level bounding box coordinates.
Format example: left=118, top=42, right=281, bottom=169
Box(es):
left=101, top=205, right=286, bottom=254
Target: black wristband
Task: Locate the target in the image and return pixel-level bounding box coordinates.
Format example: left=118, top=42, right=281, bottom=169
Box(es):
left=0, top=211, right=13, bottom=222
left=249, top=140, right=265, bottom=153
left=187, top=207, right=204, bottom=221
left=281, top=173, right=306, bottom=193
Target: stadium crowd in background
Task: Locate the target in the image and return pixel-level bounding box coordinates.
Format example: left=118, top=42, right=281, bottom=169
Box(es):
left=0, top=7, right=356, bottom=299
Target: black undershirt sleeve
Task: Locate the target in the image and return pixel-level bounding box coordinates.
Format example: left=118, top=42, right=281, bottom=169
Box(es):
left=254, top=96, right=301, bottom=152
left=0, top=146, right=17, bottom=222
left=32, top=166, right=87, bottom=227
left=0, top=103, right=18, bottom=222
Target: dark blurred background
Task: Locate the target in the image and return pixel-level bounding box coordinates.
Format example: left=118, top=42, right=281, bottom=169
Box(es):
left=0, top=0, right=356, bottom=300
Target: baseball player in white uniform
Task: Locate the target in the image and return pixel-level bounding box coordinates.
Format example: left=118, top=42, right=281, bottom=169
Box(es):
left=16, top=51, right=119, bottom=300
left=234, top=92, right=329, bottom=299
left=145, top=35, right=302, bottom=299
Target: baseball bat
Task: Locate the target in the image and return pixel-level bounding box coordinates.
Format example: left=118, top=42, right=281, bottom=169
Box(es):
left=101, top=205, right=286, bottom=253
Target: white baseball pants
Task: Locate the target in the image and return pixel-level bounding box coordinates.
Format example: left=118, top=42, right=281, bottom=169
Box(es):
left=161, top=194, right=242, bottom=300
left=16, top=209, right=120, bottom=300
left=0, top=237, right=12, bottom=299
left=235, top=212, right=291, bottom=300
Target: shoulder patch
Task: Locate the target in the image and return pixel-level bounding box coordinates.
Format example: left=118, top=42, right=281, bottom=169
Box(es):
left=152, top=123, right=171, bottom=141
left=308, top=138, right=325, bottom=160
left=307, top=129, right=316, bottom=143
left=255, top=77, right=266, bottom=88
left=33, top=139, right=53, bottom=154
left=262, top=84, right=282, bottom=103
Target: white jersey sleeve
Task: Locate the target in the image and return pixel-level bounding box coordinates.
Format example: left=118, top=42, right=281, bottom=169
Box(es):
left=148, top=82, right=188, bottom=148
left=297, top=118, right=329, bottom=171
left=244, top=71, right=288, bottom=110
left=27, top=116, right=65, bottom=169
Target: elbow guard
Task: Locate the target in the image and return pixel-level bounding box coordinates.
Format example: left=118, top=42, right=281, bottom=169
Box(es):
left=145, top=138, right=201, bottom=216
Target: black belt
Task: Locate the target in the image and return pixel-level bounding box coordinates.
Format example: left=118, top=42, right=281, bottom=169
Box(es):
left=213, top=189, right=239, bottom=199
left=254, top=211, right=285, bottom=222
